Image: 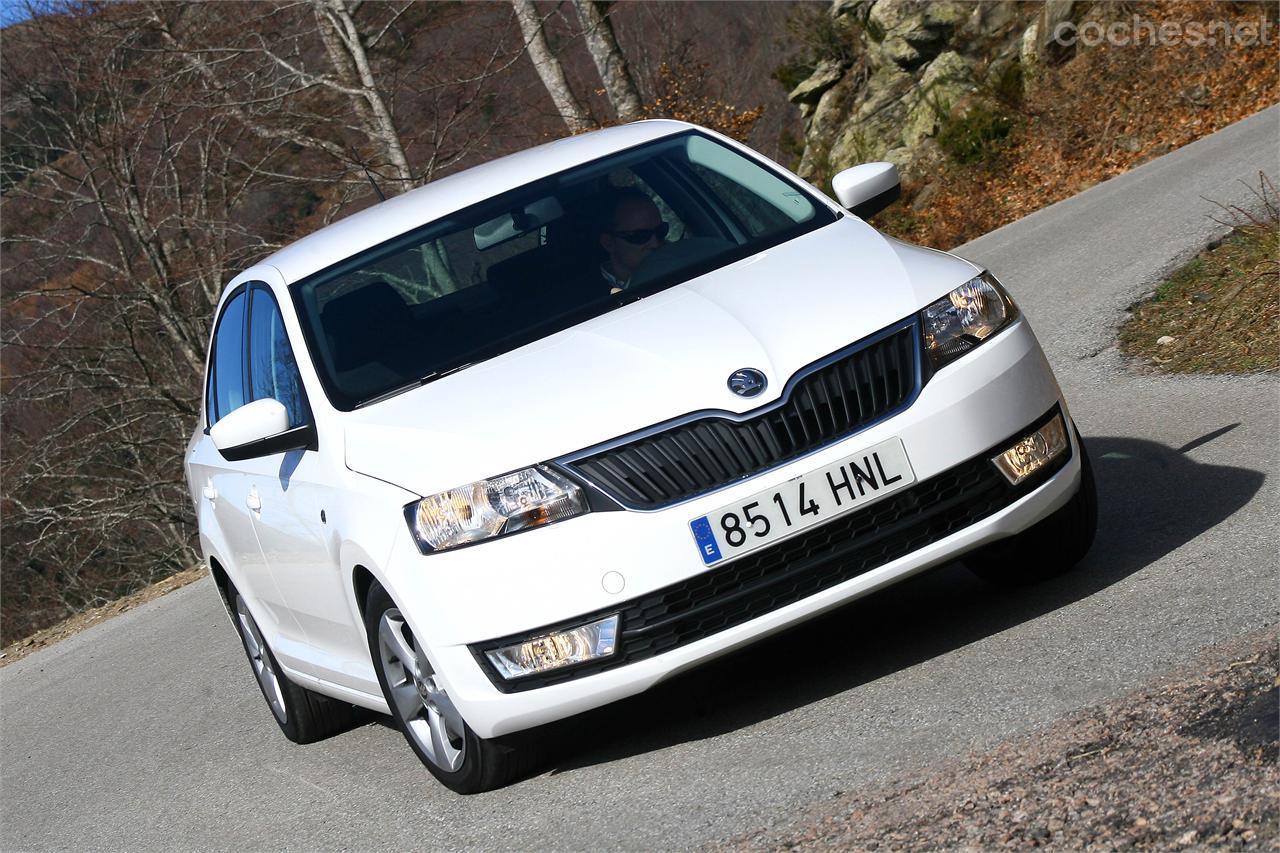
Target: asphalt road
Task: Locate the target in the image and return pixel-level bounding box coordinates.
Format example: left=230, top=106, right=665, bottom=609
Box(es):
left=3, top=106, right=1276, bottom=852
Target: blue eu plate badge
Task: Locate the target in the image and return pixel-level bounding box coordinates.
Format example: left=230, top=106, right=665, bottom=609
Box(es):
left=690, top=516, right=723, bottom=565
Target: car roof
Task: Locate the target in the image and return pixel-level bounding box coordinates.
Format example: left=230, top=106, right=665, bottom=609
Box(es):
left=261, top=120, right=696, bottom=285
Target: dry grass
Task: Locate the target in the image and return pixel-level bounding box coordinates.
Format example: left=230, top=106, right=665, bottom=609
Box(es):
left=879, top=1, right=1279, bottom=250
left=1119, top=175, right=1279, bottom=374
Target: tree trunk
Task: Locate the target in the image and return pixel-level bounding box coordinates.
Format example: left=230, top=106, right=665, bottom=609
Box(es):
left=313, top=0, right=416, bottom=189
left=572, top=0, right=643, bottom=123
left=511, top=0, right=594, bottom=133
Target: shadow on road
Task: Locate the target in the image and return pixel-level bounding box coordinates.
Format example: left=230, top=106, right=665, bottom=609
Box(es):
left=536, top=432, right=1266, bottom=776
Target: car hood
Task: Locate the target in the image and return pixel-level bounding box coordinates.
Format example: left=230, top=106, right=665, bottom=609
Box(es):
left=344, top=216, right=979, bottom=497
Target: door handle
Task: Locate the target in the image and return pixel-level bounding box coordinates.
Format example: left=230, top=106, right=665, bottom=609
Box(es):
left=203, top=483, right=218, bottom=502
left=246, top=487, right=262, bottom=513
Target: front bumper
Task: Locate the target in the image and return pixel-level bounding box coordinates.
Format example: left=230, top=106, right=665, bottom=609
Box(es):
left=379, top=317, right=1081, bottom=738
left=474, top=403, right=1069, bottom=692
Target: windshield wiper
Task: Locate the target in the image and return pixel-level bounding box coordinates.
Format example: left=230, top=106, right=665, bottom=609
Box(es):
left=352, top=375, right=438, bottom=409
left=352, top=361, right=475, bottom=410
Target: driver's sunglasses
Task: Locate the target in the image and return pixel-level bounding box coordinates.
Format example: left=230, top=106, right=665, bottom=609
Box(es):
left=609, top=222, right=670, bottom=245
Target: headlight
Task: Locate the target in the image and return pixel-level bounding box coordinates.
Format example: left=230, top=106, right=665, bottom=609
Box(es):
left=921, top=271, right=1017, bottom=369
left=405, top=465, right=587, bottom=553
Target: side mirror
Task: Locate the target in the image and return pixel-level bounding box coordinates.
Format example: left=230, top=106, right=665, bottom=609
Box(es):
left=831, top=162, right=901, bottom=221
left=210, top=398, right=316, bottom=461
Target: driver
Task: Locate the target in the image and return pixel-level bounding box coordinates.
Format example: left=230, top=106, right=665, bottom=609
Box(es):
left=597, top=186, right=669, bottom=293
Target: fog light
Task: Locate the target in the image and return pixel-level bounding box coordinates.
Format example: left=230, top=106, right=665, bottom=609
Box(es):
left=485, top=614, right=619, bottom=680
left=992, top=415, right=1068, bottom=485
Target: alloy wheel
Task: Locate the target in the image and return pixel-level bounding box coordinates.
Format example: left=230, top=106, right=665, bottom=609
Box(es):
left=236, top=596, right=287, bottom=724
left=377, top=609, right=466, bottom=772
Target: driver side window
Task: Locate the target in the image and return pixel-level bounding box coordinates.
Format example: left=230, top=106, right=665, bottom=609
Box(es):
left=208, top=289, right=248, bottom=426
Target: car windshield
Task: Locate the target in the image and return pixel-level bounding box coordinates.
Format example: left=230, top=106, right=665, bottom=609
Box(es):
left=290, top=131, right=838, bottom=410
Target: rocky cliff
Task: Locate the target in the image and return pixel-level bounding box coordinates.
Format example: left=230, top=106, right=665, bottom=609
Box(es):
left=787, top=0, right=1077, bottom=187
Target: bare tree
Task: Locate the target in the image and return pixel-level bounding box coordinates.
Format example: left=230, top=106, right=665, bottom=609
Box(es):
left=511, top=0, right=594, bottom=133
left=147, top=2, right=526, bottom=192
left=146, top=1, right=547, bottom=293
left=1, top=5, right=292, bottom=640
left=572, top=0, right=642, bottom=123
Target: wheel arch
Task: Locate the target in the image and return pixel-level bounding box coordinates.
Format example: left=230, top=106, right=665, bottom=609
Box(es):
left=207, top=555, right=234, bottom=613
left=339, top=534, right=397, bottom=640
left=352, top=564, right=378, bottom=624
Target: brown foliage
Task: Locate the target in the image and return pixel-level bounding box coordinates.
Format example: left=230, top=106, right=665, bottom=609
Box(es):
left=642, top=61, right=764, bottom=142
left=1, top=5, right=277, bottom=643
left=882, top=0, right=1279, bottom=249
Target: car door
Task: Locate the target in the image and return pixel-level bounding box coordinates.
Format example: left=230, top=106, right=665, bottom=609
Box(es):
left=242, top=283, right=369, bottom=687
left=188, top=286, right=301, bottom=642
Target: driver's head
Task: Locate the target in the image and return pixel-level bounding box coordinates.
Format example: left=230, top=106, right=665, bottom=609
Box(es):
left=598, top=186, right=666, bottom=282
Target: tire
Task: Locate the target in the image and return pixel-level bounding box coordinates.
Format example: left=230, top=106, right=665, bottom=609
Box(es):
left=231, top=591, right=360, bottom=744
left=364, top=583, right=541, bottom=794
left=965, top=430, right=1098, bottom=586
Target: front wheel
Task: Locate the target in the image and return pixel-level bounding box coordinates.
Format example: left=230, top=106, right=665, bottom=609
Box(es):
left=965, top=432, right=1098, bottom=586
left=364, top=584, right=540, bottom=793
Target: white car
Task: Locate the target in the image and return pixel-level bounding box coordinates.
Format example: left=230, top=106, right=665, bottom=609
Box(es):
left=187, top=120, right=1095, bottom=793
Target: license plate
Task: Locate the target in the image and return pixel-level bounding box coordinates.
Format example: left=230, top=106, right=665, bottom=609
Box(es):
left=689, top=437, right=916, bottom=566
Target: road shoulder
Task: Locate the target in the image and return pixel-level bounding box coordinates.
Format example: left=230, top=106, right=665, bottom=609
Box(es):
left=0, top=566, right=207, bottom=669
left=719, top=628, right=1278, bottom=850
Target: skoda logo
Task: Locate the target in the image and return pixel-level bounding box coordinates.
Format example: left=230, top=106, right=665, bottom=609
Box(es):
left=727, top=368, right=767, bottom=398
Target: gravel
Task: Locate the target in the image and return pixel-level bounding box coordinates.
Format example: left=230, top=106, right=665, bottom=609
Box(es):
left=722, top=630, right=1278, bottom=850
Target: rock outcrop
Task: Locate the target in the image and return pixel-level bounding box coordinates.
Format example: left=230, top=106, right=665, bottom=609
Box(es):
left=787, top=0, right=1078, bottom=186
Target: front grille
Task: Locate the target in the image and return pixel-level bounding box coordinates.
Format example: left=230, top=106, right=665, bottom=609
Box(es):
left=473, top=407, right=1071, bottom=693
left=563, top=320, right=921, bottom=509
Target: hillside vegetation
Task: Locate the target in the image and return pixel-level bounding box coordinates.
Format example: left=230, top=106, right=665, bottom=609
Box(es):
left=782, top=0, right=1277, bottom=248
